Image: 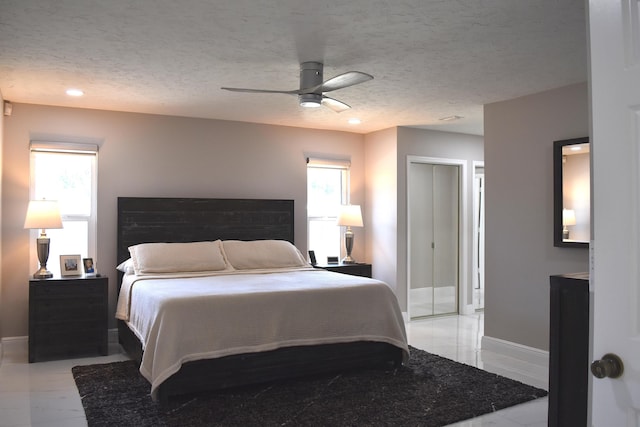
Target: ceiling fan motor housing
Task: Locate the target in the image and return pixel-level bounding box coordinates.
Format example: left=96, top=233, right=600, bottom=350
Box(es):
left=300, top=62, right=323, bottom=91
left=299, top=62, right=323, bottom=107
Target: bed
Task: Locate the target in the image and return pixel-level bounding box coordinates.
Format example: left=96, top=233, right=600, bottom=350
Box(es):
left=116, top=197, right=408, bottom=403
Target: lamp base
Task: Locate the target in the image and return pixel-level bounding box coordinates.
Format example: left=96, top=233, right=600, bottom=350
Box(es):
left=33, top=267, right=53, bottom=279
left=341, top=255, right=356, bottom=264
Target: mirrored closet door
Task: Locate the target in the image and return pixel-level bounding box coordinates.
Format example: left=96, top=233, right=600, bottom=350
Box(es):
left=408, top=161, right=460, bottom=319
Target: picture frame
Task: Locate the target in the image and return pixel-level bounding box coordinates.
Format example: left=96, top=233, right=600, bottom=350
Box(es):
left=83, top=257, right=96, bottom=275
left=60, top=254, right=82, bottom=277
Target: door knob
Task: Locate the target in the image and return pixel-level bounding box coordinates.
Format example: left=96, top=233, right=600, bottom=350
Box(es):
left=591, top=353, right=624, bottom=379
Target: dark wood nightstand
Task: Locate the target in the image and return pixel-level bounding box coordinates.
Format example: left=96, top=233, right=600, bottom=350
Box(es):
left=29, top=275, right=108, bottom=362
left=314, top=263, right=372, bottom=278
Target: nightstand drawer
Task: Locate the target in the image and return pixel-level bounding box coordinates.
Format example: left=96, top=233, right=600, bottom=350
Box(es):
left=30, top=327, right=107, bottom=361
left=31, top=298, right=106, bottom=323
left=30, top=282, right=104, bottom=299
left=32, top=322, right=105, bottom=342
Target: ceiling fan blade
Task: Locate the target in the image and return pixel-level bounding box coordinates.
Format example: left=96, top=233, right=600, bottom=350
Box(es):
left=221, top=87, right=298, bottom=95
left=321, top=96, right=351, bottom=112
left=319, top=71, right=373, bottom=92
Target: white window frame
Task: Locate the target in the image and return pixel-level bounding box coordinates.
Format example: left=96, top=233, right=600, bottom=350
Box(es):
left=29, top=142, right=98, bottom=275
left=306, top=157, right=351, bottom=262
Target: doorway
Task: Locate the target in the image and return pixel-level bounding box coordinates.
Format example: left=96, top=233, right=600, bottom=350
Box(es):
left=472, top=162, right=485, bottom=311
left=407, top=157, right=463, bottom=319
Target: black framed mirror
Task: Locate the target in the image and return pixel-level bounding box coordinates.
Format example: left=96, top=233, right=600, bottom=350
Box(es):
left=553, top=137, right=590, bottom=248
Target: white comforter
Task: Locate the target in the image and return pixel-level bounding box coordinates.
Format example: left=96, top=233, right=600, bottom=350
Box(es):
left=116, top=267, right=409, bottom=398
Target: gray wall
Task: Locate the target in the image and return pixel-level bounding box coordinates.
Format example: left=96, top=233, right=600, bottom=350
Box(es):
left=484, top=82, right=589, bottom=350
left=363, top=127, right=398, bottom=293
left=1, top=103, right=367, bottom=336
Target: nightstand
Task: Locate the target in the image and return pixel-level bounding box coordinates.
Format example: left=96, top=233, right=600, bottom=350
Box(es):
left=29, top=275, right=108, bottom=362
left=314, top=263, right=372, bottom=278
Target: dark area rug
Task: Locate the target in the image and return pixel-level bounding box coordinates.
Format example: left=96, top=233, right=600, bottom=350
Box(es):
left=72, top=346, right=547, bottom=427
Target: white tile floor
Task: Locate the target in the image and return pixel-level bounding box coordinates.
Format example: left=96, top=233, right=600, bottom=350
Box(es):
left=0, top=313, right=548, bottom=427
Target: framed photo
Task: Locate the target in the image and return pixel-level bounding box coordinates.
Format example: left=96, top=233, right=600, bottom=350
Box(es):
left=83, top=258, right=96, bottom=275
left=60, top=254, right=82, bottom=277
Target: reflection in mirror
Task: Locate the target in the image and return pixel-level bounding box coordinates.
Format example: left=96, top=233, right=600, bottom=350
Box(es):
left=554, top=137, right=590, bottom=248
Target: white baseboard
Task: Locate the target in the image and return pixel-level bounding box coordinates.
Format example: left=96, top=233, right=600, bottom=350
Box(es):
left=460, top=304, right=475, bottom=315
left=1, top=335, right=28, bottom=346
left=481, top=335, right=549, bottom=390
left=0, top=336, right=28, bottom=363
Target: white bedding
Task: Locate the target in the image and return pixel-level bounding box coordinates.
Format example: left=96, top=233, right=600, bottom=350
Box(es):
left=116, top=267, right=409, bottom=398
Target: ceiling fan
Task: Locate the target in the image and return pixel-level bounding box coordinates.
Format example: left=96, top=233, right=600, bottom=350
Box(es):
left=221, top=62, right=373, bottom=112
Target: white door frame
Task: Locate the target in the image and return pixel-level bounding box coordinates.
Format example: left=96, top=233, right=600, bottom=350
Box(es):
left=472, top=160, right=485, bottom=310
left=406, top=155, right=469, bottom=318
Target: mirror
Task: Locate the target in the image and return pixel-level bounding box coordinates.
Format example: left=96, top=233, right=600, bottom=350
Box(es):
left=554, top=137, right=590, bottom=248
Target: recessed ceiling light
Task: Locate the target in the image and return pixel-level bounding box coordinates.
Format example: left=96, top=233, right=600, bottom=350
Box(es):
left=65, top=88, right=84, bottom=97
left=439, top=115, right=463, bottom=121
left=348, top=118, right=361, bottom=125
left=570, top=146, right=582, bottom=151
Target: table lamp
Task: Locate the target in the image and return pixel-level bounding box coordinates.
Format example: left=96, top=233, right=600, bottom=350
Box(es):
left=337, top=204, right=363, bottom=264
left=562, top=208, right=576, bottom=240
left=24, top=200, right=63, bottom=279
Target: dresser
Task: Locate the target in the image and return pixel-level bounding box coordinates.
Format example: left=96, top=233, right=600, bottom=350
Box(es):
left=29, top=275, right=108, bottom=362
left=548, top=272, right=589, bottom=427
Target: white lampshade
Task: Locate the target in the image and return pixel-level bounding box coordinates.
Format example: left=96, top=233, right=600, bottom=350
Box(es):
left=24, top=200, right=63, bottom=230
left=337, top=205, right=363, bottom=227
left=562, top=209, right=576, bottom=226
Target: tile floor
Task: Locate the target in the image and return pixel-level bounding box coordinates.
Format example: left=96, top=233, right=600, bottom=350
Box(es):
left=0, top=313, right=548, bottom=427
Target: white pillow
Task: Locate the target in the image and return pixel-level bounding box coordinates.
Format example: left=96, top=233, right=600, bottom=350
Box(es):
left=222, top=240, right=308, bottom=270
left=128, top=240, right=228, bottom=275
left=116, top=258, right=135, bottom=275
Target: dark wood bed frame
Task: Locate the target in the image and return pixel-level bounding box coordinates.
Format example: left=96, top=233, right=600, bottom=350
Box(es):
left=116, top=197, right=403, bottom=403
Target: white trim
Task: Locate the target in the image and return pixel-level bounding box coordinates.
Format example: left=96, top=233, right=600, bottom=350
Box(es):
left=1, top=336, right=28, bottom=362
left=460, top=304, right=475, bottom=315
left=30, top=141, right=98, bottom=154
left=472, top=160, right=485, bottom=310
left=306, top=157, right=350, bottom=169
left=406, top=155, right=468, bottom=319
left=1, top=335, right=28, bottom=344
left=481, top=335, right=549, bottom=390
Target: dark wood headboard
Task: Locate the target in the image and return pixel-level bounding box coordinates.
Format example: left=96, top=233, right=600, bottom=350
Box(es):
left=117, top=197, right=295, bottom=266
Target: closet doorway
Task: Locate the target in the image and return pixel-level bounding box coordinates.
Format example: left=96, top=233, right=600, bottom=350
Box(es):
left=407, top=157, right=463, bottom=319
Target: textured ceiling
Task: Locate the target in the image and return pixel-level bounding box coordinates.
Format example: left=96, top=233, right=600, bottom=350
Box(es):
left=0, top=0, right=587, bottom=135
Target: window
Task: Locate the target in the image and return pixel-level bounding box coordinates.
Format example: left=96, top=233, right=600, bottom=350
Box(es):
left=30, top=142, right=97, bottom=276
left=307, top=158, right=350, bottom=263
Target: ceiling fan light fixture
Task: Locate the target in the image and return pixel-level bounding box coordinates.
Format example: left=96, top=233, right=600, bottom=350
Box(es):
left=299, top=93, right=322, bottom=108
